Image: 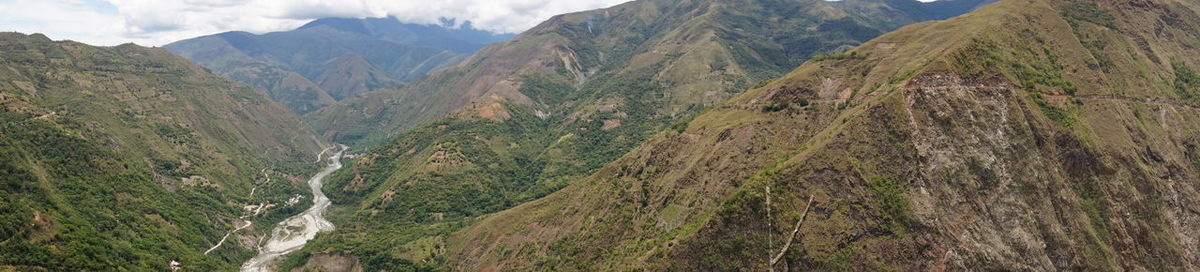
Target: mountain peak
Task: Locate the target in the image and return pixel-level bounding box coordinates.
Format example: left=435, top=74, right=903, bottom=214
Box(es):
left=298, top=17, right=372, bottom=34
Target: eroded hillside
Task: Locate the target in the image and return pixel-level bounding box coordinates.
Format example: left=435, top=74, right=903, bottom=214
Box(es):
left=449, top=0, right=1200, bottom=270
left=286, top=0, right=995, bottom=270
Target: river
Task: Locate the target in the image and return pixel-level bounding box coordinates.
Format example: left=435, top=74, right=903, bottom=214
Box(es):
left=240, top=144, right=346, bottom=272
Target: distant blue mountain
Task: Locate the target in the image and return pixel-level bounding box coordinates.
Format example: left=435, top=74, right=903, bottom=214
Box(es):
left=299, top=17, right=512, bottom=53
left=165, top=17, right=513, bottom=114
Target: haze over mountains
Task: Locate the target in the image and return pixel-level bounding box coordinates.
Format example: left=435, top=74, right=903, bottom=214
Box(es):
left=3, top=0, right=1200, bottom=271
left=165, top=18, right=513, bottom=115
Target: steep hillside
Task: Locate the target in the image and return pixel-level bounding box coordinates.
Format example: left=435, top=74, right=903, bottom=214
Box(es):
left=0, top=33, right=326, bottom=270
left=288, top=0, right=994, bottom=270
left=309, top=0, right=994, bottom=144
left=449, top=0, right=1200, bottom=270
left=165, top=19, right=511, bottom=114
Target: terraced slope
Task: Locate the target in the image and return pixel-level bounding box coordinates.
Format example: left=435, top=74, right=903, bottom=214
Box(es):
left=0, top=33, right=325, bottom=270
left=449, top=0, right=1200, bottom=270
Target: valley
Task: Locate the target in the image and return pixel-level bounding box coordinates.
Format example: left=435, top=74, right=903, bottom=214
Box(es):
left=3, top=0, right=1200, bottom=271
left=243, top=145, right=345, bottom=272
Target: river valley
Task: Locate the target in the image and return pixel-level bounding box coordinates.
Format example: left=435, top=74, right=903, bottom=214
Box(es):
left=241, top=145, right=346, bottom=272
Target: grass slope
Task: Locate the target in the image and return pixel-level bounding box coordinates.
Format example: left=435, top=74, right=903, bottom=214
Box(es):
left=448, top=0, right=1200, bottom=270
left=288, top=0, right=995, bottom=270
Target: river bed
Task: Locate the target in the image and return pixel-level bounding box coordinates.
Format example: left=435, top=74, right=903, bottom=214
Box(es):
left=241, top=145, right=346, bottom=272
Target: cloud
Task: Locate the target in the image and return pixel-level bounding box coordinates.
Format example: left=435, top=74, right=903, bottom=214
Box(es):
left=0, top=0, right=126, bottom=45
left=0, top=0, right=630, bottom=46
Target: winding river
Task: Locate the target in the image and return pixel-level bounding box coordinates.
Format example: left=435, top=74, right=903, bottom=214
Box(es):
left=241, top=145, right=346, bottom=272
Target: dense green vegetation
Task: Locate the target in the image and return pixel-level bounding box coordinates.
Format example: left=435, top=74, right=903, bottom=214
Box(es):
left=810, top=51, right=869, bottom=62
left=1175, top=61, right=1200, bottom=104
left=0, top=33, right=322, bottom=270
left=867, top=177, right=910, bottom=234
left=0, top=111, right=235, bottom=270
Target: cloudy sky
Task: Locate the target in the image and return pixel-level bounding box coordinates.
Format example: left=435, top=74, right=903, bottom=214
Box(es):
left=0, top=0, right=631, bottom=46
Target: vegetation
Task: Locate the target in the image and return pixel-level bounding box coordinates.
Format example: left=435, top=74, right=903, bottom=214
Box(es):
left=810, top=51, right=868, bottom=62
left=307, top=0, right=994, bottom=147
left=1175, top=61, right=1200, bottom=104
left=0, top=33, right=322, bottom=270
left=0, top=111, right=232, bottom=270
left=867, top=177, right=910, bottom=234
left=1061, top=1, right=1118, bottom=72
left=443, top=0, right=1200, bottom=270
left=1062, top=1, right=1118, bottom=29
left=1031, top=92, right=1076, bottom=126
left=287, top=0, right=998, bottom=270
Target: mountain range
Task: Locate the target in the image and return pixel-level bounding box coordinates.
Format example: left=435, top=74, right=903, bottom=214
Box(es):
left=307, top=0, right=998, bottom=145
left=285, top=0, right=996, bottom=270
left=4, top=0, right=1200, bottom=270
left=447, top=0, right=1200, bottom=270
left=165, top=18, right=513, bottom=115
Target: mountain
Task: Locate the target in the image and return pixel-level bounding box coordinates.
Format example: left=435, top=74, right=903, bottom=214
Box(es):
left=308, top=0, right=996, bottom=144
left=0, top=33, right=326, bottom=270
left=445, top=0, right=1200, bottom=270
left=298, top=18, right=509, bottom=54
left=164, top=18, right=513, bottom=114
left=284, top=0, right=994, bottom=270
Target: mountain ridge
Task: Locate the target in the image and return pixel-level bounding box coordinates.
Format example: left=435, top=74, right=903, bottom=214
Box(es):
left=165, top=18, right=512, bottom=115
left=445, top=0, right=1200, bottom=270
left=283, top=0, right=998, bottom=270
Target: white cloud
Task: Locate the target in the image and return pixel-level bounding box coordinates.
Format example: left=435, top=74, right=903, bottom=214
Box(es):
left=0, top=0, right=126, bottom=45
left=0, top=0, right=630, bottom=46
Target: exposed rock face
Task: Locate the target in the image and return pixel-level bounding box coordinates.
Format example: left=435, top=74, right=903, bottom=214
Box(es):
left=896, top=73, right=1198, bottom=270
left=446, top=0, right=1200, bottom=270
left=288, top=0, right=997, bottom=270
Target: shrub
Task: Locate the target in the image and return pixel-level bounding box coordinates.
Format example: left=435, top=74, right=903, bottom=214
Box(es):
left=1062, top=2, right=1118, bottom=29
left=868, top=177, right=909, bottom=234
left=1174, top=62, right=1200, bottom=103
left=761, top=102, right=789, bottom=112
left=811, top=51, right=867, bottom=62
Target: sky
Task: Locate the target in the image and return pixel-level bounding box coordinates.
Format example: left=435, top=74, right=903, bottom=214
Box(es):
left=0, top=0, right=631, bottom=46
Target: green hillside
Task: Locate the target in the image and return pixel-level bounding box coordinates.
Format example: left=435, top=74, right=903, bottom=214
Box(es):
left=0, top=33, right=325, bottom=270
left=449, top=0, right=1200, bottom=270
left=288, top=0, right=995, bottom=270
